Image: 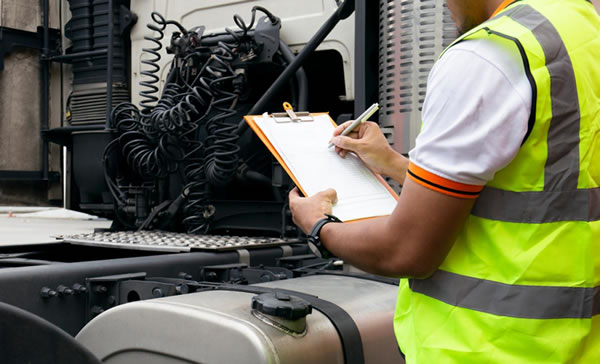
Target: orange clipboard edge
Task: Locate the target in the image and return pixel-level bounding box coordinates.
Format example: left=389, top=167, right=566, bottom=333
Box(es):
left=244, top=114, right=309, bottom=197
left=244, top=113, right=399, bottom=222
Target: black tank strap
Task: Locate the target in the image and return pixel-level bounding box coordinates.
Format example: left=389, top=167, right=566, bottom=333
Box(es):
left=303, top=270, right=400, bottom=286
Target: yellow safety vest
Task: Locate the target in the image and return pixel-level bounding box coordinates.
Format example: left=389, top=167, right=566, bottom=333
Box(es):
left=394, top=0, right=600, bottom=362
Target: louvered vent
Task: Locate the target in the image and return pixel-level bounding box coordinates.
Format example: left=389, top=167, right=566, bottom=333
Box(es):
left=378, top=0, right=457, bottom=154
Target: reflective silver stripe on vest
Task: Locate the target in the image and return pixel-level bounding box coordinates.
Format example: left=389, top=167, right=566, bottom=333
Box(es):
left=410, top=270, right=600, bottom=319
left=472, top=186, right=600, bottom=223
left=510, top=5, right=581, bottom=192
left=472, top=5, right=588, bottom=223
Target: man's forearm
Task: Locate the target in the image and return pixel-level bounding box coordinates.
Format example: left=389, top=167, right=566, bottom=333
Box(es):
left=320, top=216, right=404, bottom=276
left=382, top=152, right=409, bottom=185
left=317, top=178, right=474, bottom=278
left=319, top=214, right=428, bottom=277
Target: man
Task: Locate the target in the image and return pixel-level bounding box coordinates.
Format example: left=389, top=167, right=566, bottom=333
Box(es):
left=289, top=0, right=600, bottom=362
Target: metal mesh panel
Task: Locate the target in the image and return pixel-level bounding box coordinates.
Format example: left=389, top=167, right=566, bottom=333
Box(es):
left=60, top=231, right=300, bottom=252
left=378, top=0, right=457, bottom=155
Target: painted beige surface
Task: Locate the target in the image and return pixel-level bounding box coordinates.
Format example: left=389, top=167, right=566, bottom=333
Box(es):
left=0, top=0, right=63, bottom=205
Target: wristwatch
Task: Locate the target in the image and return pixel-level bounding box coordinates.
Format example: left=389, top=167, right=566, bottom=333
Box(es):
left=307, top=214, right=342, bottom=258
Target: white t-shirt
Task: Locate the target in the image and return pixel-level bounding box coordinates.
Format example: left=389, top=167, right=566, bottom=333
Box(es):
left=407, top=38, right=532, bottom=195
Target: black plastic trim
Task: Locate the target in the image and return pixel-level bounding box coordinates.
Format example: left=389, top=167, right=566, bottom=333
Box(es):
left=483, top=27, right=537, bottom=145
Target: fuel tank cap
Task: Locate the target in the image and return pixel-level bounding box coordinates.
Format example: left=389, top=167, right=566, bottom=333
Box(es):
left=251, top=291, right=312, bottom=320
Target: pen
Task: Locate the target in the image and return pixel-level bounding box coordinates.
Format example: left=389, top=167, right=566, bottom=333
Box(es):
left=328, top=102, right=380, bottom=148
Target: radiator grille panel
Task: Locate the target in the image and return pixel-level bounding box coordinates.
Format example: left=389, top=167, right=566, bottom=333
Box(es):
left=379, top=0, right=457, bottom=154
left=69, top=82, right=129, bottom=124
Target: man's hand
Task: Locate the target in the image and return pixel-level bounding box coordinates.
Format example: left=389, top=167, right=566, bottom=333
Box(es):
left=330, top=121, right=408, bottom=184
left=288, top=188, right=338, bottom=234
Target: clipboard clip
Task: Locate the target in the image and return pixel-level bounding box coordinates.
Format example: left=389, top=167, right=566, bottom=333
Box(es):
left=283, top=102, right=299, bottom=121
left=270, top=102, right=313, bottom=123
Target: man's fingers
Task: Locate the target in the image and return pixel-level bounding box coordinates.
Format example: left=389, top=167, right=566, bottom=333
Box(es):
left=334, top=145, right=347, bottom=157
left=291, top=187, right=336, bottom=204
left=288, top=187, right=302, bottom=202
left=331, top=135, right=360, bottom=152
left=345, top=131, right=359, bottom=139
left=333, top=120, right=356, bottom=136
left=332, top=125, right=344, bottom=136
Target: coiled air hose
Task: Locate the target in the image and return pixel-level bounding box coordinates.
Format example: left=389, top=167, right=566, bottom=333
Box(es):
left=105, top=8, right=300, bottom=233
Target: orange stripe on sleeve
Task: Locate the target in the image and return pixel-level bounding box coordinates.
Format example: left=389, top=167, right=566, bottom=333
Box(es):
left=407, top=162, right=483, bottom=199
left=490, top=0, right=515, bottom=18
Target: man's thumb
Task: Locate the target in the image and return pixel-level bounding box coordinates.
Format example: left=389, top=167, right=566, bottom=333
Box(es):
left=319, top=188, right=338, bottom=204
left=327, top=188, right=338, bottom=204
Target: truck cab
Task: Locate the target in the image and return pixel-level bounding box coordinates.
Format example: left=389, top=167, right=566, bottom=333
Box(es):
left=0, top=1, right=457, bottom=362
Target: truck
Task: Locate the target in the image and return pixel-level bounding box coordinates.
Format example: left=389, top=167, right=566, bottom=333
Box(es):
left=0, top=0, right=457, bottom=362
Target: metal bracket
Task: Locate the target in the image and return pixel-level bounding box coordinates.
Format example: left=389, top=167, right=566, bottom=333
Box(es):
left=199, top=263, right=293, bottom=284
left=85, top=272, right=201, bottom=322
left=43, top=125, right=111, bottom=147
left=276, top=254, right=326, bottom=270
left=279, top=245, right=293, bottom=257
left=0, top=170, right=60, bottom=182
left=0, top=26, right=60, bottom=70
left=200, top=263, right=248, bottom=283
left=237, top=248, right=251, bottom=265
left=254, top=15, right=281, bottom=62
left=119, top=5, right=138, bottom=34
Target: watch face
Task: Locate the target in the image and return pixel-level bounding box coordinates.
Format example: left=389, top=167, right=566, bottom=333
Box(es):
left=307, top=241, right=323, bottom=258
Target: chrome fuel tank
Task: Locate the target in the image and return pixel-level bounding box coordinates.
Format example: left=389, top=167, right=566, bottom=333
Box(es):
left=76, top=274, right=403, bottom=363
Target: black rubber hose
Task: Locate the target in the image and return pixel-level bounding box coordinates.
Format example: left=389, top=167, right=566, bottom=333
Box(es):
left=236, top=0, right=355, bottom=135
left=279, top=40, right=309, bottom=111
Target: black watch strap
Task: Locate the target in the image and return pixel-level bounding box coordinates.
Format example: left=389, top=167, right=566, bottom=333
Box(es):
left=307, top=214, right=342, bottom=258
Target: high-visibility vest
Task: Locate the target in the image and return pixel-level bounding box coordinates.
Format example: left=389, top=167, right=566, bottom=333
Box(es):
left=394, top=0, right=600, bottom=362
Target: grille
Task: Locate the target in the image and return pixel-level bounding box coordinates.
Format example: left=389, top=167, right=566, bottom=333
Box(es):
left=378, top=0, right=458, bottom=153
left=65, top=0, right=130, bottom=124
left=69, top=82, right=129, bottom=124
left=59, top=231, right=301, bottom=252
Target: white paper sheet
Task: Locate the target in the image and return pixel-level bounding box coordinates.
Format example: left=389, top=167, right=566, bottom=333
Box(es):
left=254, top=114, right=397, bottom=221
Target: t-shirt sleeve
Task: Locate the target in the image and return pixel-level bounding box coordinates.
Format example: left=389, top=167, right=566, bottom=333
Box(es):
left=408, top=39, right=531, bottom=198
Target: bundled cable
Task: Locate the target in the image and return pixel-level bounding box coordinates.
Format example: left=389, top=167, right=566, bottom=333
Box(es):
left=197, top=42, right=241, bottom=185
left=182, top=141, right=212, bottom=234
left=106, top=8, right=285, bottom=233
left=107, top=12, right=243, bottom=232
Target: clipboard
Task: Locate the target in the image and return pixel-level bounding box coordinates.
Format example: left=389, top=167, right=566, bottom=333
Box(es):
left=244, top=104, right=399, bottom=223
